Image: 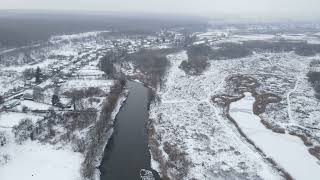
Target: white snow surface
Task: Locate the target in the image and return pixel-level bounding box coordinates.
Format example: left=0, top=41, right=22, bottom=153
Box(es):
left=61, top=79, right=114, bottom=92
left=0, top=112, right=42, bottom=128
left=150, top=51, right=282, bottom=179
left=230, top=92, right=320, bottom=180
left=0, top=139, right=82, bottom=180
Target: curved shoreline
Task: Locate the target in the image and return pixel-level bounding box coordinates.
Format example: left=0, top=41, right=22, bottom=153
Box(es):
left=227, top=92, right=320, bottom=180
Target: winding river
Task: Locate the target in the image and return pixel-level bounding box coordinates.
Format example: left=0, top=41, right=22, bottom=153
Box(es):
left=229, top=92, right=320, bottom=180
left=99, top=81, right=160, bottom=180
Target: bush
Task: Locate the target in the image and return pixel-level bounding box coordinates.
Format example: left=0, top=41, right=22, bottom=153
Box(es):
left=81, top=81, right=124, bottom=179
left=51, top=94, right=61, bottom=106
left=65, top=112, right=97, bottom=130
left=72, top=137, right=86, bottom=153
left=22, top=106, right=29, bottom=113
left=0, top=131, right=7, bottom=146
left=0, top=154, right=10, bottom=165
left=0, top=95, right=4, bottom=104
left=163, top=142, right=191, bottom=179
left=22, top=68, right=35, bottom=80
left=12, top=119, right=34, bottom=144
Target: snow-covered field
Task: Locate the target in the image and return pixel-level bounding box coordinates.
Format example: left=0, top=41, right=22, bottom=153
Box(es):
left=149, top=27, right=320, bottom=179
left=0, top=110, right=82, bottom=180
left=1, top=23, right=320, bottom=180
left=230, top=92, right=320, bottom=180
left=0, top=139, right=82, bottom=180
left=149, top=51, right=283, bottom=179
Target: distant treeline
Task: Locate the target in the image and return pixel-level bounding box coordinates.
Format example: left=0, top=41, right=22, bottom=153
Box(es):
left=242, top=40, right=320, bottom=56
left=180, top=40, right=320, bottom=75
left=0, top=11, right=207, bottom=47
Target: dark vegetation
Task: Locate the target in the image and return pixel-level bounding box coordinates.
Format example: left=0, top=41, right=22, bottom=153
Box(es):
left=0, top=95, right=4, bottom=104
left=12, top=118, right=34, bottom=144
left=309, top=146, right=320, bottom=160
left=23, top=68, right=35, bottom=80
left=99, top=51, right=127, bottom=77
left=63, top=87, right=106, bottom=110
left=127, top=48, right=179, bottom=87
left=81, top=80, right=125, bottom=179
left=180, top=40, right=320, bottom=75
left=307, top=71, right=320, bottom=99
left=148, top=119, right=191, bottom=180
left=213, top=43, right=253, bottom=59
left=307, top=61, right=320, bottom=99
left=51, top=94, right=61, bottom=106
left=242, top=40, right=320, bottom=56
left=180, top=44, right=211, bottom=75
left=180, top=43, right=252, bottom=75
left=35, top=66, right=42, bottom=83
left=10, top=79, right=126, bottom=180
left=0, top=131, right=6, bottom=146
left=163, top=142, right=191, bottom=179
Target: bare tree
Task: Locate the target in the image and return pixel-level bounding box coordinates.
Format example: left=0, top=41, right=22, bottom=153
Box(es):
left=0, top=95, right=4, bottom=104
left=35, top=66, right=42, bottom=84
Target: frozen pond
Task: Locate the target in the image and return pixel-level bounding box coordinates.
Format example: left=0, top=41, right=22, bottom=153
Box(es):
left=230, top=92, right=320, bottom=180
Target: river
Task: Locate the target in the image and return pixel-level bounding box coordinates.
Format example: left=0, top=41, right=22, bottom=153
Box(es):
left=99, top=81, right=160, bottom=180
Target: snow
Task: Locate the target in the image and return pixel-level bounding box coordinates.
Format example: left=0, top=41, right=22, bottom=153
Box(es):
left=76, top=65, right=105, bottom=77
left=61, top=79, right=114, bottom=92
left=0, top=112, right=42, bottom=128
left=0, top=139, right=82, bottom=180
left=4, top=59, right=58, bottom=73
left=230, top=92, right=320, bottom=180
left=18, top=100, right=53, bottom=111
left=149, top=51, right=282, bottom=179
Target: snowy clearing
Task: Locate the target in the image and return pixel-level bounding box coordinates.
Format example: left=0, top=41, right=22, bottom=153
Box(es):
left=230, top=92, right=320, bottom=180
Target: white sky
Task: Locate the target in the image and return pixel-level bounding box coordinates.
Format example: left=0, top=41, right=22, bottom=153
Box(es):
left=1, top=0, right=320, bottom=19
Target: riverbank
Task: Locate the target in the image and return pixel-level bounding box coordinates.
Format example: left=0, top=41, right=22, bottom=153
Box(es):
left=92, top=90, right=128, bottom=180
left=80, top=80, right=128, bottom=180
left=99, top=81, right=159, bottom=180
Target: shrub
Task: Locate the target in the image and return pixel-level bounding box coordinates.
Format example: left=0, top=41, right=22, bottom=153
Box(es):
left=12, top=119, right=34, bottom=144
left=0, top=95, right=4, bottom=104
left=81, top=81, right=124, bottom=180
left=22, top=106, right=29, bottom=113
left=72, top=137, right=86, bottom=153
left=22, top=68, right=35, bottom=80
left=0, top=131, right=7, bottom=146
left=163, top=142, right=191, bottom=179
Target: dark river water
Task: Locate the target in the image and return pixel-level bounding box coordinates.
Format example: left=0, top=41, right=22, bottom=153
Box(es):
left=99, top=81, right=160, bottom=180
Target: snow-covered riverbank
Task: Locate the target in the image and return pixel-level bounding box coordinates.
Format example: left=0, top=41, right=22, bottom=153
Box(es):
left=230, top=92, right=320, bottom=180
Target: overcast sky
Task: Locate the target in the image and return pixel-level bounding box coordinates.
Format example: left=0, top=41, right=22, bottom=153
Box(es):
left=1, top=0, right=320, bottom=20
